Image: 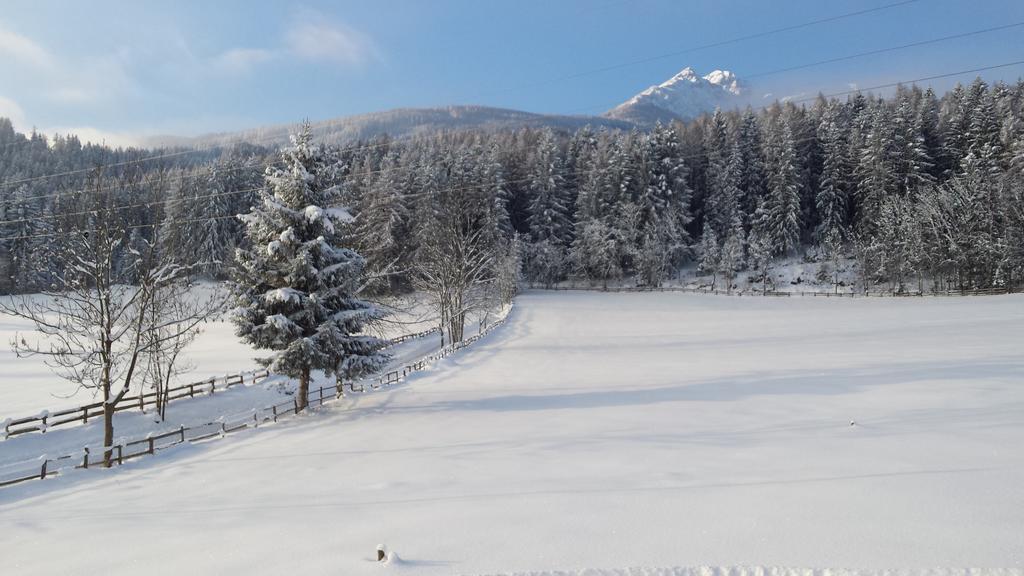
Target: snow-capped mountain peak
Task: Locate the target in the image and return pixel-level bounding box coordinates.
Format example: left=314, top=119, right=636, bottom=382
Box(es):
left=605, top=67, right=745, bottom=125
left=703, top=69, right=741, bottom=95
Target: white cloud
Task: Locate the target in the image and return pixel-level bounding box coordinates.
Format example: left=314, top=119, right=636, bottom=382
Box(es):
left=0, top=95, right=27, bottom=128
left=0, top=25, right=55, bottom=69
left=284, top=12, right=378, bottom=67
left=213, top=47, right=276, bottom=74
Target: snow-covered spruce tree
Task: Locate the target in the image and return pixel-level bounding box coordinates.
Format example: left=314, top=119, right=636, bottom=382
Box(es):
left=815, top=100, right=850, bottom=243
left=354, top=150, right=410, bottom=293
left=891, top=90, right=935, bottom=198
left=737, top=107, right=767, bottom=228
left=232, top=125, right=387, bottom=409
left=2, top=184, right=51, bottom=291
left=703, top=109, right=733, bottom=240
left=634, top=124, right=693, bottom=286
left=759, top=119, right=802, bottom=255
left=698, top=221, right=720, bottom=288
left=854, top=102, right=895, bottom=233
left=526, top=128, right=571, bottom=286
left=747, top=217, right=774, bottom=294
left=718, top=223, right=745, bottom=294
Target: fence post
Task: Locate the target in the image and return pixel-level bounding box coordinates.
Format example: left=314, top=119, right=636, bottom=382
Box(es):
left=208, top=377, right=216, bottom=395
left=117, top=445, right=123, bottom=466
left=40, top=458, right=48, bottom=480
left=82, top=446, right=89, bottom=469
left=272, top=405, right=278, bottom=423
left=180, top=425, right=186, bottom=443
left=189, top=384, right=195, bottom=399
left=148, top=435, right=155, bottom=455
left=82, top=406, right=88, bottom=424
left=294, top=397, right=300, bottom=415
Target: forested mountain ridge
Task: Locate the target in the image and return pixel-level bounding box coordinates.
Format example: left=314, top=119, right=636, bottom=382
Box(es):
left=1, top=76, right=1023, bottom=298
left=144, top=67, right=740, bottom=149
left=143, top=105, right=633, bottom=150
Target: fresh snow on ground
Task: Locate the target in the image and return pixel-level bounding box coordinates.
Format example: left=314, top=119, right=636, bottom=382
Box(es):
left=1, top=291, right=1023, bottom=575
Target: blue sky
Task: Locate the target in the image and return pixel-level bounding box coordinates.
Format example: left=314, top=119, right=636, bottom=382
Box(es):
left=1, top=0, right=1022, bottom=145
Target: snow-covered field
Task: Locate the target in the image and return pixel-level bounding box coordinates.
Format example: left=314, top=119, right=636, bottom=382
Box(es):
left=2, top=291, right=1023, bottom=575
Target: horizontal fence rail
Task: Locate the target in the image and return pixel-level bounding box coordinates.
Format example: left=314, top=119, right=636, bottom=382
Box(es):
left=0, top=307, right=511, bottom=489
left=1, top=369, right=270, bottom=441
left=536, top=284, right=1018, bottom=298
left=1, top=327, right=442, bottom=441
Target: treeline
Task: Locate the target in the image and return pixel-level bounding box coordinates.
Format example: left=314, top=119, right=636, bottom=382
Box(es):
left=0, top=119, right=263, bottom=293
left=2, top=76, right=1024, bottom=296
left=339, top=77, right=1024, bottom=293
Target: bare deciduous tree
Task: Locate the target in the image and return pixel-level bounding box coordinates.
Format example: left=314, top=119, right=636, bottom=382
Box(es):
left=0, top=170, right=222, bottom=466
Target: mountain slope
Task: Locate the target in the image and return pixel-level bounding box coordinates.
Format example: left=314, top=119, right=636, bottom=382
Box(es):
left=606, top=67, right=745, bottom=125
left=145, top=106, right=633, bottom=150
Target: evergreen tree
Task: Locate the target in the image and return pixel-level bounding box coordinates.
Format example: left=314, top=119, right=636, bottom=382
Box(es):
left=759, top=119, right=802, bottom=255
left=816, top=100, right=850, bottom=242
left=232, top=125, right=387, bottom=409
left=526, top=129, right=571, bottom=284
left=698, top=221, right=720, bottom=288
left=737, top=108, right=767, bottom=228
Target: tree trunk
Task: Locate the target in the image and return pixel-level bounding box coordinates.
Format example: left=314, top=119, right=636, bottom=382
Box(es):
left=297, top=366, right=310, bottom=411
left=103, top=402, right=115, bottom=468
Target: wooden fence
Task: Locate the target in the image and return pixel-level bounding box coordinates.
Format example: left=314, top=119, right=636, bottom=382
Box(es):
left=0, top=327, right=441, bottom=441
left=539, top=284, right=1017, bottom=298
left=0, top=307, right=511, bottom=489
left=1, top=369, right=270, bottom=441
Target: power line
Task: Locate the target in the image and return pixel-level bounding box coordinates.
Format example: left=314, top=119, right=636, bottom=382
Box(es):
left=788, top=59, right=1024, bottom=104
left=745, top=21, right=1024, bottom=80
left=476, top=0, right=923, bottom=98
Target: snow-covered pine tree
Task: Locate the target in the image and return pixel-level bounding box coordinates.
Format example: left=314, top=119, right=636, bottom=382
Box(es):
left=964, top=78, right=1003, bottom=179
left=815, top=100, right=850, bottom=243
left=747, top=219, right=774, bottom=295
left=193, top=164, right=236, bottom=278
left=760, top=119, right=802, bottom=255
left=703, top=109, right=732, bottom=239
left=737, top=107, right=767, bottom=229
left=354, top=150, right=410, bottom=293
left=634, top=124, right=693, bottom=286
left=698, top=221, right=720, bottom=288
left=718, top=221, right=745, bottom=294
left=4, top=184, right=50, bottom=291
left=526, top=128, right=571, bottom=285
left=854, top=102, right=894, bottom=234
left=891, top=90, right=935, bottom=198
left=232, top=124, right=388, bottom=409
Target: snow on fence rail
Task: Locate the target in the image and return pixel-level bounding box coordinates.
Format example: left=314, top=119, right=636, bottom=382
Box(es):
left=0, top=308, right=510, bottom=489
left=1, top=369, right=271, bottom=440
left=0, top=327, right=441, bottom=441
left=539, top=284, right=1017, bottom=298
